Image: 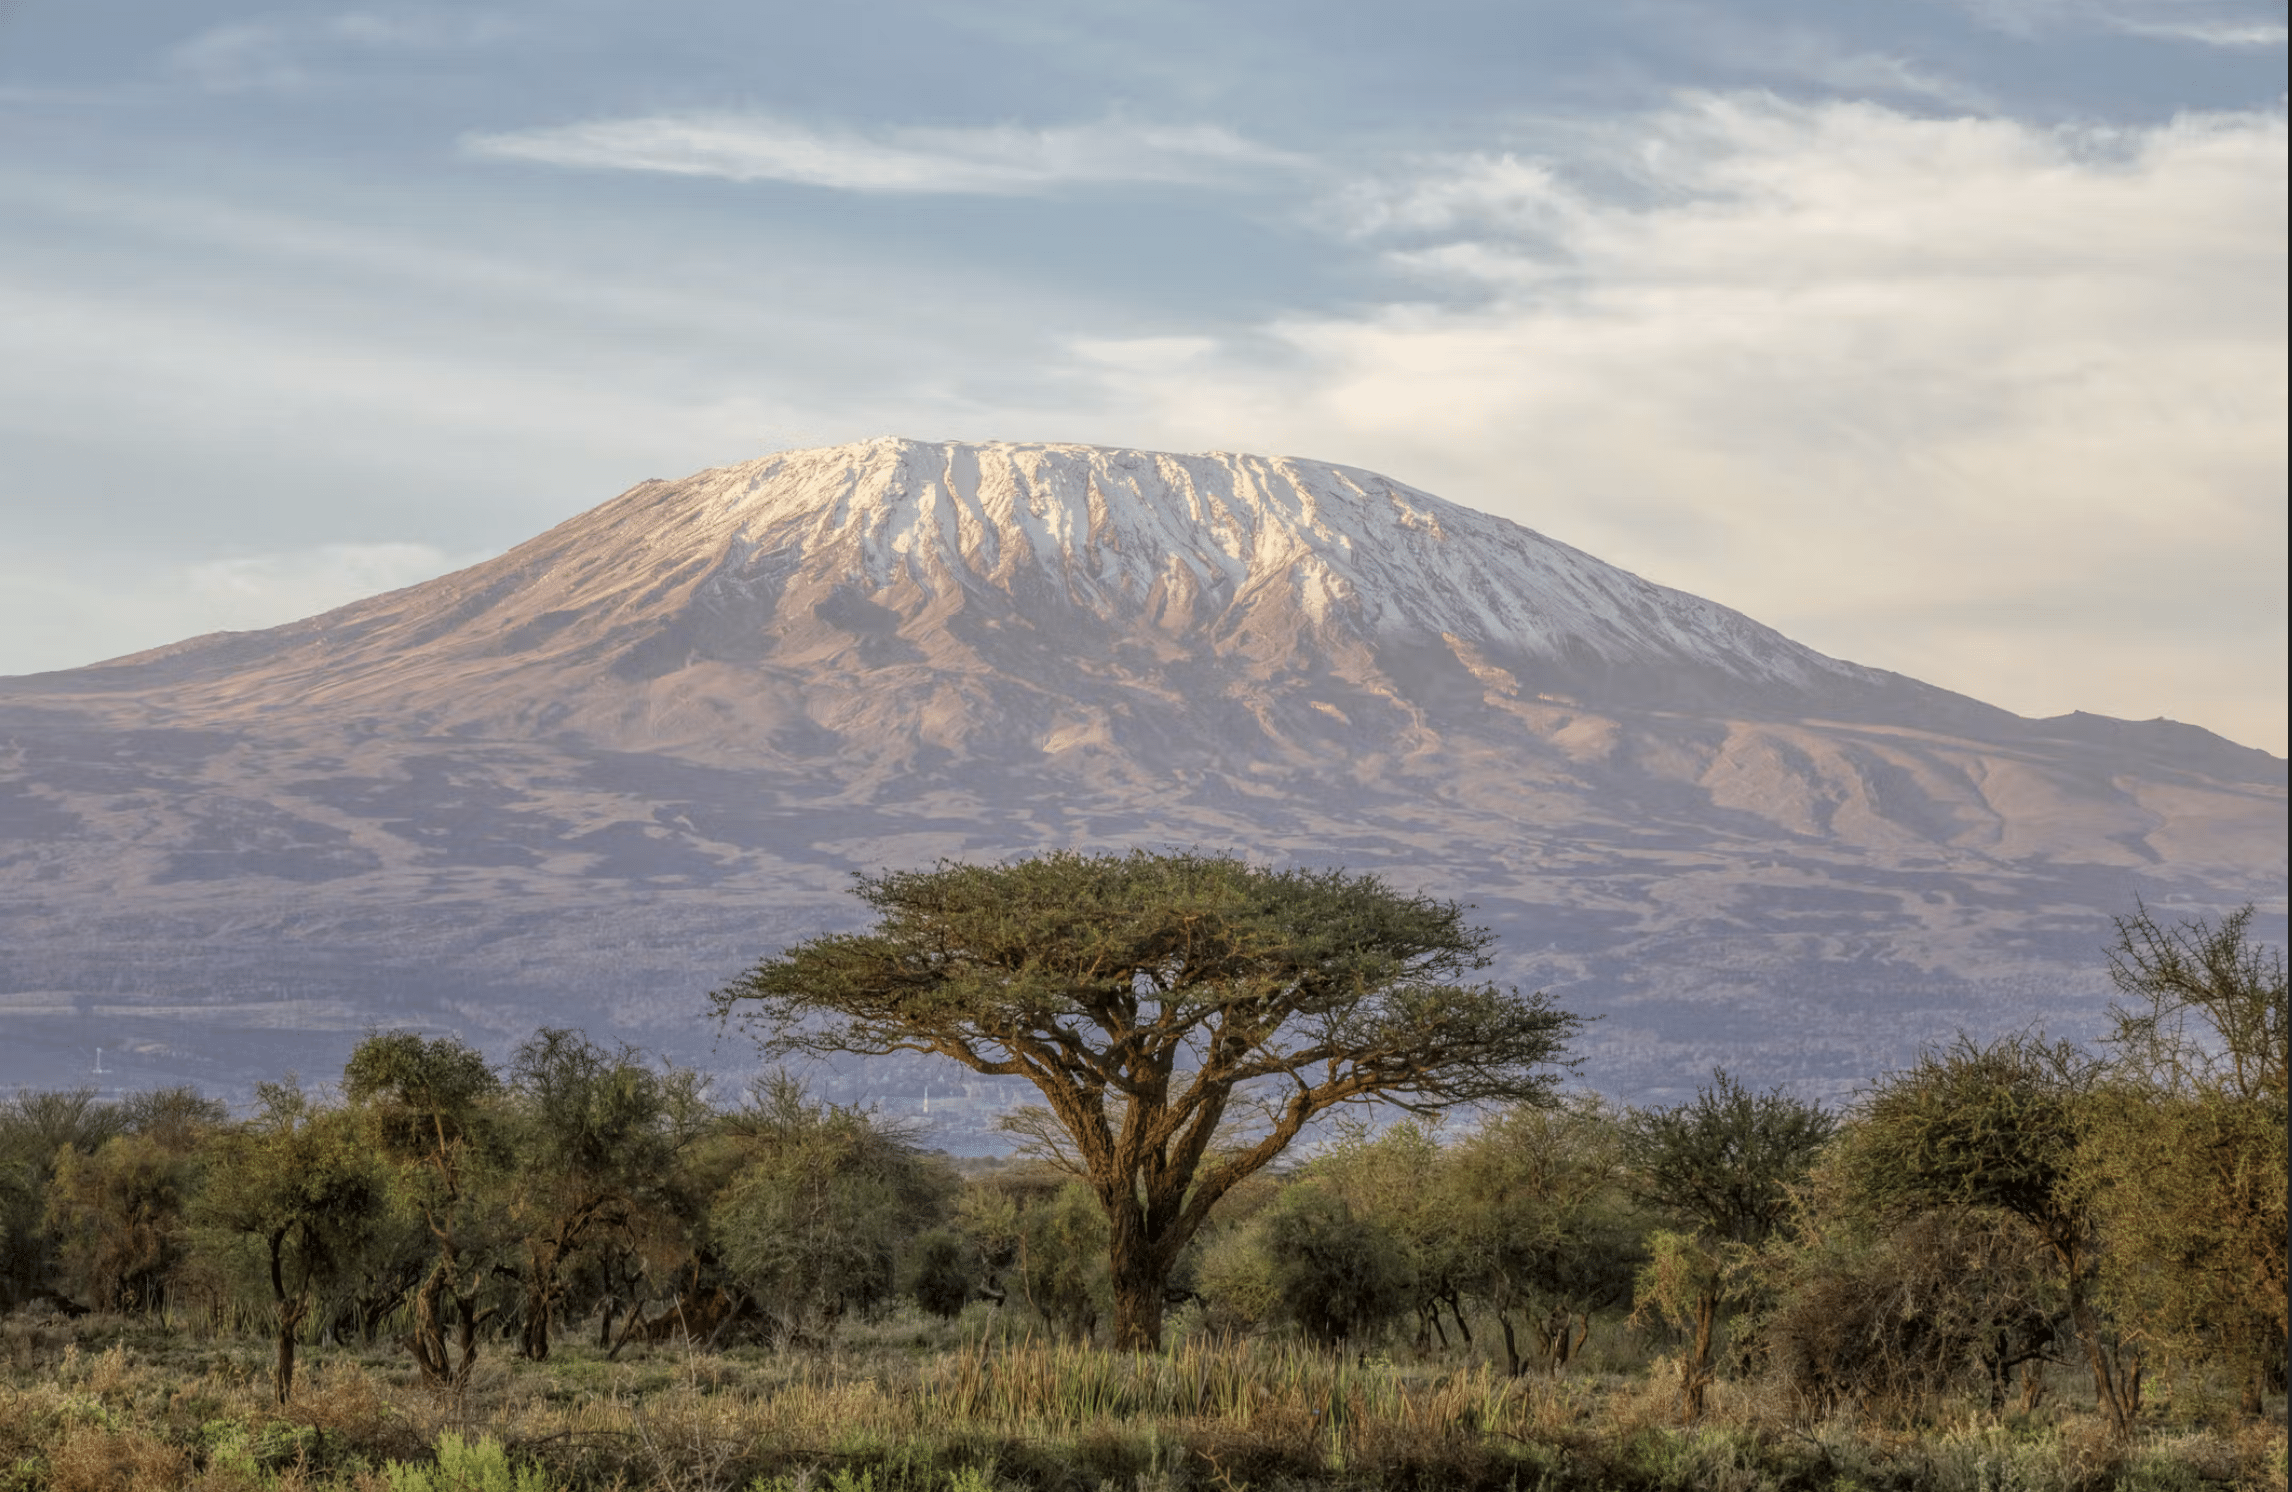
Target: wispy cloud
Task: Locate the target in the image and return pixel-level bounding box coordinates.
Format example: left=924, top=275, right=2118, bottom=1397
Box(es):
left=170, top=10, right=519, bottom=92
left=2111, top=16, right=2288, bottom=45
left=1945, top=0, right=2287, bottom=46
left=465, top=115, right=1310, bottom=195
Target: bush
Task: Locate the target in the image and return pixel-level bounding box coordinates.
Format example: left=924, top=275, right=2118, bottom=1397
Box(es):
left=1194, top=1226, right=1281, bottom=1339
left=1260, top=1188, right=1412, bottom=1347
left=905, top=1229, right=974, bottom=1321
left=384, top=1432, right=552, bottom=1492
left=1762, top=1208, right=2057, bottom=1418
left=44, top=1423, right=185, bottom=1492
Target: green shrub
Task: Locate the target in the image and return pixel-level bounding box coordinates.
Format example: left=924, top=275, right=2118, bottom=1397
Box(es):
left=1261, top=1188, right=1412, bottom=1347
left=905, top=1230, right=975, bottom=1321
left=384, top=1432, right=551, bottom=1492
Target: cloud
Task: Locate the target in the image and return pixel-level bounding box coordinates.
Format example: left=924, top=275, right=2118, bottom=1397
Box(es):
left=1076, top=94, right=2289, bottom=750
left=465, top=114, right=1309, bottom=195
left=1944, top=0, right=2288, bottom=46
left=2113, top=17, right=2288, bottom=45
left=169, top=10, right=518, bottom=91
left=1666, top=19, right=1994, bottom=111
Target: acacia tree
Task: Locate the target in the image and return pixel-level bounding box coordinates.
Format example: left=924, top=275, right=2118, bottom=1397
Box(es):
left=2080, top=904, right=2287, bottom=1413
left=505, top=1029, right=696, bottom=1362
left=193, top=1082, right=383, bottom=1404
left=48, top=1135, right=197, bottom=1317
left=1306, top=1120, right=1478, bottom=1352
left=0, top=1089, right=127, bottom=1307
left=712, top=850, right=1582, bottom=1350
left=953, top=1166, right=1114, bottom=1339
left=1840, top=1034, right=2144, bottom=1435
left=710, top=1074, right=950, bottom=1347
left=1623, top=1071, right=1835, bottom=1421
left=342, top=1031, right=507, bottom=1388
left=46, top=1087, right=225, bottom=1318
left=1260, top=1187, right=1413, bottom=1347
left=1447, top=1097, right=1642, bottom=1376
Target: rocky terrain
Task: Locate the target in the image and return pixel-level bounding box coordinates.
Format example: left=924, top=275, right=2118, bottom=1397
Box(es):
left=0, top=439, right=2281, bottom=1141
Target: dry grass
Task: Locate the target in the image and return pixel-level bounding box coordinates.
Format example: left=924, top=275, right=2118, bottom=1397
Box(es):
left=0, top=1310, right=2279, bottom=1491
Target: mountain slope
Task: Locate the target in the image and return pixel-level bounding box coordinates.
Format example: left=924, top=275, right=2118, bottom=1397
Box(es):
left=1, top=439, right=2281, bottom=1125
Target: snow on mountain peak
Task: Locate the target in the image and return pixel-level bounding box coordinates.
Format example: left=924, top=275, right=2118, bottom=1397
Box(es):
left=41, top=438, right=1915, bottom=759
left=612, top=437, right=1876, bottom=695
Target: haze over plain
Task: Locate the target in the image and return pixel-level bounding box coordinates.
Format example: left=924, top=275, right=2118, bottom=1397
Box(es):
left=0, top=0, right=2284, bottom=752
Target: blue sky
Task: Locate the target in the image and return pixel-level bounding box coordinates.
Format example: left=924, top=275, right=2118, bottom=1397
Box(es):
left=2, top=0, right=2284, bottom=751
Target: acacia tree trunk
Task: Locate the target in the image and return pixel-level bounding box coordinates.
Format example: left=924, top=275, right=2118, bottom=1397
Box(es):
left=2069, top=1285, right=2142, bottom=1436
left=1681, top=1288, right=1718, bottom=1423
left=274, top=1299, right=306, bottom=1406
left=521, top=1206, right=604, bottom=1362
left=1106, top=1200, right=1171, bottom=1351
left=1538, top=1309, right=1588, bottom=1371
left=264, top=1229, right=309, bottom=1405
left=1534, top=1305, right=1587, bottom=1372
left=452, top=1287, right=496, bottom=1383
left=410, top=1255, right=455, bottom=1385
left=521, top=1270, right=555, bottom=1362
left=1110, top=1257, right=1167, bottom=1351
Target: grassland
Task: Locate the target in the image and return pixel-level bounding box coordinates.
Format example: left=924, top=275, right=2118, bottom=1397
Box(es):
left=2, top=1301, right=2282, bottom=1492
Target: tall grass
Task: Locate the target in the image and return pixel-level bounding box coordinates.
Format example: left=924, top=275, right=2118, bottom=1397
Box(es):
left=0, top=1307, right=2280, bottom=1491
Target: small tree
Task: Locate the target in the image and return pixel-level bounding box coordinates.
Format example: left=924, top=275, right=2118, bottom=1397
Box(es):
left=1194, top=1223, right=1283, bottom=1339
left=905, top=1229, right=976, bottom=1320
left=45, top=1087, right=223, bottom=1318
left=48, top=1135, right=197, bottom=1317
left=713, top=850, right=1582, bottom=1349
left=343, top=1030, right=509, bottom=1388
left=193, top=1081, right=383, bottom=1403
left=0, top=1088, right=127, bottom=1307
left=711, top=1075, right=949, bottom=1347
left=1623, top=1070, right=1834, bottom=1421
left=1447, top=1096, right=1641, bottom=1375
left=1841, top=1034, right=2144, bottom=1434
left=1307, top=1119, right=1478, bottom=1352
left=504, top=1029, right=693, bottom=1361
left=2080, top=904, right=2287, bottom=1413
left=952, top=1166, right=1112, bottom=1339
left=1762, top=1151, right=2062, bottom=1417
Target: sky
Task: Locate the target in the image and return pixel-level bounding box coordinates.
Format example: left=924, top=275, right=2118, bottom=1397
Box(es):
left=1, top=1, right=2284, bottom=753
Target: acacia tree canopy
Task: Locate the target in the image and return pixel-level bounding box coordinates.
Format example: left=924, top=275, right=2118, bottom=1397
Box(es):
left=2087, top=904, right=2288, bottom=1410
left=1621, top=1070, right=1834, bottom=1422
left=710, top=849, right=1583, bottom=1350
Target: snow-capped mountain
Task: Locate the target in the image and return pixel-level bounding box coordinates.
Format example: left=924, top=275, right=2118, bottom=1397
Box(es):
left=43, top=440, right=1896, bottom=740
left=1, top=440, right=2281, bottom=1127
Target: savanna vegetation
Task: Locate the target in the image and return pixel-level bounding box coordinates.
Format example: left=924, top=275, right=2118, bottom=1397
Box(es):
left=0, top=862, right=2281, bottom=1492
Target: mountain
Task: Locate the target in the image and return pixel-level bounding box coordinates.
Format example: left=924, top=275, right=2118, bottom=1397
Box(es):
left=1, top=439, right=2281, bottom=1136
